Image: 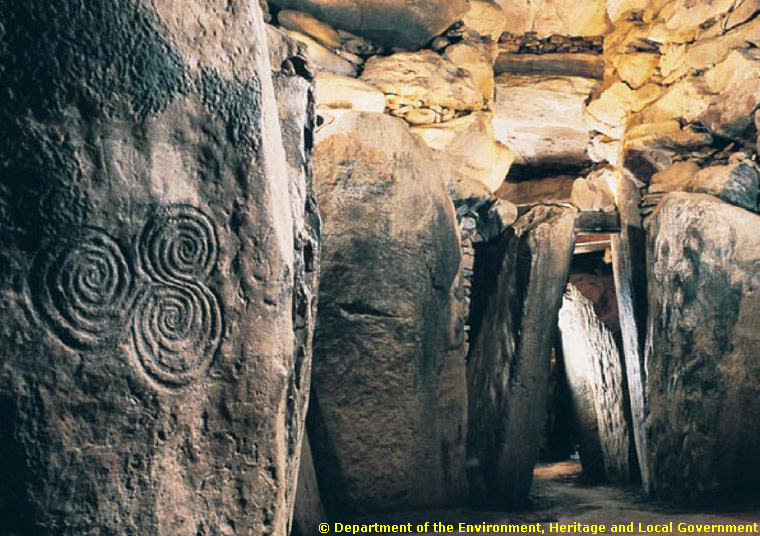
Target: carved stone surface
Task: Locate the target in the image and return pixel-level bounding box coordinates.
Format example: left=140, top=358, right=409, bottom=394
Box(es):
left=467, top=205, right=577, bottom=507
left=0, top=1, right=318, bottom=534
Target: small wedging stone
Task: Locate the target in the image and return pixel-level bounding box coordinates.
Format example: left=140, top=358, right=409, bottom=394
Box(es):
left=404, top=108, right=438, bottom=125
left=315, top=72, right=386, bottom=112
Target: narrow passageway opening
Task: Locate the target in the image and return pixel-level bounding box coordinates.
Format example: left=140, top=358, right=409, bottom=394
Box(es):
left=538, top=226, right=640, bottom=497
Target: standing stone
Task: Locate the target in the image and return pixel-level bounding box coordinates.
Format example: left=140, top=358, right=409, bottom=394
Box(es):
left=645, top=193, right=760, bottom=500
left=310, top=112, right=468, bottom=514
left=467, top=206, right=577, bottom=507
left=559, top=285, right=633, bottom=483
left=0, top=1, right=317, bottom=535
left=267, top=26, right=323, bottom=530
left=611, top=176, right=651, bottom=491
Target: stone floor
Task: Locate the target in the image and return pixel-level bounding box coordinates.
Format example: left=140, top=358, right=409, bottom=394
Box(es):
left=335, top=461, right=760, bottom=534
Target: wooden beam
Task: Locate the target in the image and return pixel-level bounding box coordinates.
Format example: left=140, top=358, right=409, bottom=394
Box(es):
left=574, top=234, right=612, bottom=255
left=574, top=211, right=620, bottom=233
left=495, top=52, right=603, bottom=80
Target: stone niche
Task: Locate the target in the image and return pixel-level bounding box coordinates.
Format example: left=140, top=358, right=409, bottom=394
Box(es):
left=0, top=1, right=318, bottom=534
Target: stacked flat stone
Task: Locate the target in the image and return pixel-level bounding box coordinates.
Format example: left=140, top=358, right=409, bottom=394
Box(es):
left=499, top=32, right=603, bottom=54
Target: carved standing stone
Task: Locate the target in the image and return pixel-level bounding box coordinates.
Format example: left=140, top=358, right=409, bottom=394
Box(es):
left=0, top=1, right=318, bottom=534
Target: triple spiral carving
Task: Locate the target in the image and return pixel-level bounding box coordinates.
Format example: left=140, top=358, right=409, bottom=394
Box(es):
left=30, top=204, right=222, bottom=388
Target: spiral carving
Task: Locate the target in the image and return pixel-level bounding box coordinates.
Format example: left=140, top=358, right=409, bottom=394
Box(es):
left=30, top=228, right=134, bottom=349
left=138, top=205, right=218, bottom=283
left=131, top=282, right=221, bottom=386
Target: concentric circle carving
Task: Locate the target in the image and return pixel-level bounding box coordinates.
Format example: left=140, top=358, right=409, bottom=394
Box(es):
left=30, top=228, right=134, bottom=349
left=138, top=204, right=218, bottom=283
left=131, top=282, right=221, bottom=386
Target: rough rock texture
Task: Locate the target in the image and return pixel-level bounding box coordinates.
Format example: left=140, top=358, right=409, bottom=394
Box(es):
left=0, top=1, right=319, bottom=535
left=463, top=0, right=508, bottom=40
left=411, top=112, right=514, bottom=193
left=268, top=0, right=469, bottom=49
left=444, top=36, right=499, bottom=101
left=467, top=206, right=577, bottom=507
left=292, top=433, right=326, bottom=536
left=645, top=193, right=760, bottom=501
left=278, top=9, right=343, bottom=49
left=493, top=74, right=598, bottom=170
left=493, top=0, right=611, bottom=36
left=361, top=51, right=485, bottom=112
left=559, top=285, right=633, bottom=483
left=310, top=112, right=468, bottom=514
left=280, top=27, right=358, bottom=76
left=315, top=72, right=386, bottom=112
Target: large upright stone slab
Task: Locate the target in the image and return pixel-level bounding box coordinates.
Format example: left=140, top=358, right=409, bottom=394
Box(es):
left=467, top=206, right=577, bottom=507
left=645, top=193, right=760, bottom=500
left=559, top=285, right=633, bottom=483
left=310, top=112, right=468, bottom=514
left=0, top=1, right=318, bottom=534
